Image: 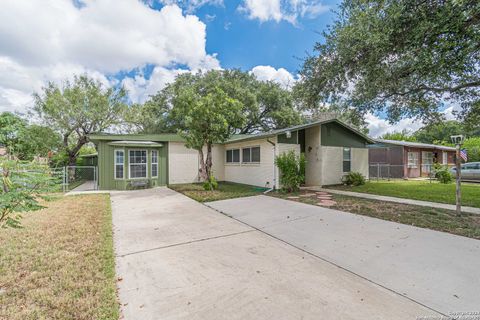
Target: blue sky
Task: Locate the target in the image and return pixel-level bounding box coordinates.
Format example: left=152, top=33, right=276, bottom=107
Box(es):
left=0, top=0, right=437, bottom=136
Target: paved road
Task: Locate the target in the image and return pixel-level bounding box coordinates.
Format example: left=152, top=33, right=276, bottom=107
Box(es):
left=207, top=195, right=480, bottom=315
left=111, top=188, right=436, bottom=320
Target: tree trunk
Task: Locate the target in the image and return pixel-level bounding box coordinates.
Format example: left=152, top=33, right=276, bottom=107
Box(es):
left=197, top=143, right=214, bottom=182
left=198, top=148, right=208, bottom=181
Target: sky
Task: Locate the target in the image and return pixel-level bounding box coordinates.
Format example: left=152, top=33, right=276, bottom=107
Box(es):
left=0, top=0, right=451, bottom=137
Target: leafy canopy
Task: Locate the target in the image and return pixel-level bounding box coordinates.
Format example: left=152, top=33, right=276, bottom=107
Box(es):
left=380, top=130, right=417, bottom=142
left=297, top=0, right=480, bottom=125
left=127, top=69, right=303, bottom=134
left=33, top=75, right=127, bottom=165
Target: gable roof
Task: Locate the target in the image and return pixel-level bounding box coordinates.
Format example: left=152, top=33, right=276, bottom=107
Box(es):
left=225, top=119, right=374, bottom=144
left=88, top=119, right=373, bottom=145
left=374, top=139, right=456, bottom=151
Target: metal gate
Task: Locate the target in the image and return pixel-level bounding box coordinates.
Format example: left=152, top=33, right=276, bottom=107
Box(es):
left=63, top=166, right=98, bottom=192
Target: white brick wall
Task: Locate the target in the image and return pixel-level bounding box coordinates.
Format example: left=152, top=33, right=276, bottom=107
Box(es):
left=321, top=146, right=344, bottom=185
left=168, top=142, right=224, bottom=184
left=351, top=147, right=369, bottom=179
left=223, top=137, right=277, bottom=188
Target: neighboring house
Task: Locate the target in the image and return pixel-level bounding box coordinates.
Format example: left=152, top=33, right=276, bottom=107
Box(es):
left=369, top=139, right=456, bottom=178
left=88, top=119, right=373, bottom=190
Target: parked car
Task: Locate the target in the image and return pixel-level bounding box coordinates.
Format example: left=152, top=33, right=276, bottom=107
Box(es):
left=450, top=162, right=480, bottom=181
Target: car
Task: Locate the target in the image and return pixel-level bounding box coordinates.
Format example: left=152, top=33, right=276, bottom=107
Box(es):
left=450, top=162, right=480, bottom=181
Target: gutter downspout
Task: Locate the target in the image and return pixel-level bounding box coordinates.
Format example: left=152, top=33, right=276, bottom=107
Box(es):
left=264, top=138, right=276, bottom=194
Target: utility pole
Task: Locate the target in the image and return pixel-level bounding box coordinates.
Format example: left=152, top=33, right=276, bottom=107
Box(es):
left=451, top=135, right=465, bottom=216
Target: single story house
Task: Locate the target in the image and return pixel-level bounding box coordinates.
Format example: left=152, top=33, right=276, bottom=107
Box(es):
left=368, top=139, right=456, bottom=178
left=88, top=119, right=373, bottom=190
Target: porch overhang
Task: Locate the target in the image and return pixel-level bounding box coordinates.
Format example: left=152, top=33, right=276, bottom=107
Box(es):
left=107, top=141, right=163, bottom=148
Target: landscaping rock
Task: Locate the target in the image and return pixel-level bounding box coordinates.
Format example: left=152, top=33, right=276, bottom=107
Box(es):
left=300, top=193, right=316, bottom=197
left=287, top=196, right=300, bottom=199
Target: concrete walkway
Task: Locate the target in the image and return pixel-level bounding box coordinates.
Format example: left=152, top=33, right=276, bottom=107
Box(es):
left=304, top=186, right=480, bottom=214
left=111, top=188, right=437, bottom=320
left=207, top=195, right=480, bottom=315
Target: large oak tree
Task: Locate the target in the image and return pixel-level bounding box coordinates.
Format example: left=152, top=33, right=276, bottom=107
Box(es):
left=297, top=0, right=480, bottom=127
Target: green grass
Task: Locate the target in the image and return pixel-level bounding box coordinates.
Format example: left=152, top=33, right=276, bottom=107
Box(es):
left=0, top=194, right=119, bottom=320
left=326, top=180, right=480, bottom=208
left=270, top=190, right=480, bottom=239
left=169, top=181, right=265, bottom=202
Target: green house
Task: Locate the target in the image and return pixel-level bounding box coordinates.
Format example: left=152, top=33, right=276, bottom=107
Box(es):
left=89, top=119, right=373, bottom=191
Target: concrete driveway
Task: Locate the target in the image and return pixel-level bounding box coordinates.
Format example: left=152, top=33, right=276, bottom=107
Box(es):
left=207, top=195, right=480, bottom=315
left=111, top=188, right=436, bottom=319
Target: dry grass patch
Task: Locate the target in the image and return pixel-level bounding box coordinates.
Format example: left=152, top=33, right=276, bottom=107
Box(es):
left=270, top=190, right=480, bottom=239
left=0, top=194, right=119, bottom=320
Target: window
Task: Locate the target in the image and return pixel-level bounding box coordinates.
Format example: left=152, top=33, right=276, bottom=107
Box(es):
left=242, top=146, right=260, bottom=163
left=442, top=151, right=448, bottom=165
left=129, top=150, right=147, bottom=178
left=422, top=151, right=434, bottom=173
left=343, top=147, right=351, bottom=173
left=226, top=149, right=240, bottom=163
left=114, top=150, right=124, bottom=179
left=407, top=152, right=419, bottom=168
left=151, top=150, right=158, bottom=178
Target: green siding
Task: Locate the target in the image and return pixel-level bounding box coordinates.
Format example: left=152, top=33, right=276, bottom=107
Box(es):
left=277, top=130, right=298, bottom=144
left=321, top=122, right=368, bottom=148
left=96, top=140, right=168, bottom=190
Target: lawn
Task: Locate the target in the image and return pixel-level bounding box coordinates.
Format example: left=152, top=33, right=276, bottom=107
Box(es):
left=270, top=190, right=480, bottom=239
left=326, top=180, right=480, bottom=208
left=169, top=181, right=265, bottom=202
left=0, top=194, right=119, bottom=320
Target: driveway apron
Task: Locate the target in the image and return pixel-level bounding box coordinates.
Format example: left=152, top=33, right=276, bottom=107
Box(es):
left=207, top=195, right=480, bottom=315
left=111, top=188, right=438, bottom=319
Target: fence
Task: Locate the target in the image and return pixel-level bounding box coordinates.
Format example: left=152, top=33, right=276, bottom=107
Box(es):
left=62, top=166, right=98, bottom=192
left=369, top=163, right=455, bottom=180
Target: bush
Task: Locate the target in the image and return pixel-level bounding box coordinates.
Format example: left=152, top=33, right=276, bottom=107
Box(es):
left=203, top=174, right=218, bottom=191
left=434, top=164, right=453, bottom=184
left=274, top=150, right=306, bottom=192
left=342, top=171, right=366, bottom=186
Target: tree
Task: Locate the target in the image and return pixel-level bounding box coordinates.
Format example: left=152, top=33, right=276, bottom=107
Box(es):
left=168, top=71, right=245, bottom=182
left=1, top=159, right=56, bottom=228
left=413, top=120, right=464, bottom=144
left=0, top=112, right=26, bottom=156
left=380, top=130, right=417, bottom=142
left=130, top=69, right=303, bottom=134
left=33, top=75, right=127, bottom=166
left=297, top=0, right=480, bottom=124
left=463, top=137, right=480, bottom=162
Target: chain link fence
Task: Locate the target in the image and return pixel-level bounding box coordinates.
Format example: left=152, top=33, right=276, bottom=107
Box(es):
left=63, top=166, right=97, bottom=192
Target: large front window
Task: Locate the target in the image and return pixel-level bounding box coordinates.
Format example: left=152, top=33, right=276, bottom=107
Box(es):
left=226, top=149, right=240, bottom=163
left=408, top=152, right=419, bottom=168
left=129, top=150, right=147, bottom=178
left=422, top=151, right=434, bottom=173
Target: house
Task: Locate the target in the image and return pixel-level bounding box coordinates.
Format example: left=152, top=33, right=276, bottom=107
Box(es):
left=368, top=139, right=456, bottom=178
left=88, top=119, right=373, bottom=190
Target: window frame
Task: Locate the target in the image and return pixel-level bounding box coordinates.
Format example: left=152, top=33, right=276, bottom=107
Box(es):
left=242, top=146, right=261, bottom=164
left=342, top=147, right=351, bottom=173
left=114, top=149, right=125, bottom=180
left=226, top=148, right=240, bottom=164
left=151, top=150, right=158, bottom=178
left=128, top=149, right=148, bottom=179
left=407, top=152, right=419, bottom=168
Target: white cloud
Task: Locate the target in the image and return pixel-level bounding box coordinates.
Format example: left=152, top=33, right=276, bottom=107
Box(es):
left=153, top=0, right=223, bottom=13
left=0, top=0, right=218, bottom=112
left=365, top=113, right=423, bottom=138
left=250, top=65, right=296, bottom=88
left=122, top=67, right=188, bottom=104
left=238, top=0, right=328, bottom=24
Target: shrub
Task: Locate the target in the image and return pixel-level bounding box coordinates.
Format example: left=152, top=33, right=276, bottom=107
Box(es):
left=342, top=171, right=366, bottom=186
left=274, top=150, right=306, bottom=192
left=203, top=174, right=218, bottom=191
left=434, top=164, right=453, bottom=184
